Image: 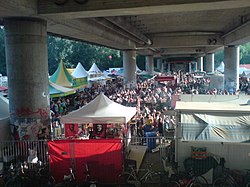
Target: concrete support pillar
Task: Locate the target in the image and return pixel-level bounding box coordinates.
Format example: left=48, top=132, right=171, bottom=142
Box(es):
left=161, top=60, right=165, bottom=73
left=168, top=63, right=171, bottom=73
left=156, top=58, right=162, bottom=72
left=146, top=56, right=154, bottom=74
left=193, top=61, right=197, bottom=72
left=166, top=62, right=171, bottom=73
left=123, top=50, right=136, bottom=88
left=224, top=46, right=240, bottom=93
left=4, top=17, right=50, bottom=140
left=145, top=61, right=149, bottom=72
left=205, top=53, right=214, bottom=73
left=197, top=56, right=204, bottom=71
left=189, top=62, right=192, bottom=73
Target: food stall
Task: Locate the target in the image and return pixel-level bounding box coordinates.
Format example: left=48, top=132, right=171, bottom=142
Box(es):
left=49, top=93, right=136, bottom=184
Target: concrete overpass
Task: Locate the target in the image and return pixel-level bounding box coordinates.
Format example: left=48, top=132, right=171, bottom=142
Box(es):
left=1, top=0, right=250, bottom=57
left=0, top=0, right=249, bottom=140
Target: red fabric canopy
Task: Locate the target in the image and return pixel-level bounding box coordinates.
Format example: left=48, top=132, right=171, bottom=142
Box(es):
left=48, top=139, right=123, bottom=184
left=0, top=86, right=7, bottom=91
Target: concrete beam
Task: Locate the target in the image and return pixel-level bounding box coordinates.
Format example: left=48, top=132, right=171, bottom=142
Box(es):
left=38, top=0, right=250, bottom=19
left=143, top=34, right=223, bottom=48
left=47, top=18, right=136, bottom=49
left=0, top=0, right=36, bottom=18
left=90, top=17, right=145, bottom=45
left=105, top=17, right=152, bottom=45
left=223, top=21, right=250, bottom=45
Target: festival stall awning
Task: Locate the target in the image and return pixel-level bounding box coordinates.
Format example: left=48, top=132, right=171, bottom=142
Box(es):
left=88, top=63, right=102, bottom=75
left=0, top=96, right=9, bottom=119
left=61, top=93, right=136, bottom=124
left=71, top=62, right=89, bottom=78
left=49, top=60, right=74, bottom=88
left=49, top=81, right=75, bottom=98
left=0, top=86, right=7, bottom=91
left=175, top=101, right=250, bottom=142
left=48, top=139, right=122, bottom=183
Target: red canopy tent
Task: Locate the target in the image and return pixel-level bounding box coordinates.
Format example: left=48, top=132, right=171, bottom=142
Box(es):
left=48, top=139, right=123, bottom=184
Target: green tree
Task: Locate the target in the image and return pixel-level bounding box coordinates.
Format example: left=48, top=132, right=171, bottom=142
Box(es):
left=48, top=35, right=74, bottom=75
left=240, top=43, right=250, bottom=64
left=67, top=41, right=122, bottom=71
left=214, top=50, right=224, bottom=68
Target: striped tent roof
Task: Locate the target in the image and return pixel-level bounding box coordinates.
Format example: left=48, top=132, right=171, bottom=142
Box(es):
left=49, top=60, right=74, bottom=88
left=49, top=81, right=75, bottom=98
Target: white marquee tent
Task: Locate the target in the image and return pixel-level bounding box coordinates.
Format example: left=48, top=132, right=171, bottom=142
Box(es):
left=61, top=93, right=136, bottom=124
left=0, top=96, right=9, bottom=120
left=71, top=62, right=89, bottom=78
left=0, top=96, right=11, bottom=141
left=215, top=61, right=224, bottom=73
left=88, top=63, right=102, bottom=75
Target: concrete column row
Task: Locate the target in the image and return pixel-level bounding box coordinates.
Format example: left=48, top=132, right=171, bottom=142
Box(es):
left=3, top=17, right=240, bottom=140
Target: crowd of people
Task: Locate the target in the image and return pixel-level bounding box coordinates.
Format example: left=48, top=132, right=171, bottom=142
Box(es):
left=49, top=70, right=250, bottom=139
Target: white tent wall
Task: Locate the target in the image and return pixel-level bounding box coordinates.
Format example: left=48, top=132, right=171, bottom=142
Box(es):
left=180, top=112, right=250, bottom=142
left=175, top=100, right=250, bottom=174
left=0, top=118, right=11, bottom=141
left=179, top=94, right=249, bottom=104
left=0, top=96, right=11, bottom=141
left=176, top=140, right=250, bottom=171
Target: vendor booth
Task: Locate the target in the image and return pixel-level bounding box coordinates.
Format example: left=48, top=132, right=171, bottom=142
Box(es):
left=48, top=139, right=123, bottom=184
left=175, top=101, right=250, bottom=172
left=49, top=93, right=136, bottom=184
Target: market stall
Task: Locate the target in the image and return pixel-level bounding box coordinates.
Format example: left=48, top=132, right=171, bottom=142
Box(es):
left=48, top=139, right=123, bottom=183
left=49, top=93, right=136, bottom=184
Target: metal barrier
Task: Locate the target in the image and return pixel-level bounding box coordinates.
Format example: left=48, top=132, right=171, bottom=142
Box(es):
left=0, top=140, right=49, bottom=166
left=0, top=135, right=222, bottom=184
left=0, top=136, right=172, bottom=166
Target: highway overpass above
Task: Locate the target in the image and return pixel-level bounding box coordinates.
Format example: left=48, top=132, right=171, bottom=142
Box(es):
left=1, top=0, right=250, bottom=57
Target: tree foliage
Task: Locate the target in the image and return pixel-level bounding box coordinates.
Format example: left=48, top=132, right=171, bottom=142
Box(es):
left=48, top=35, right=123, bottom=75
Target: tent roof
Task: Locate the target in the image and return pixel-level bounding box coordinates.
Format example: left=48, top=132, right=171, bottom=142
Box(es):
left=180, top=112, right=250, bottom=142
left=215, top=61, right=224, bottom=73
left=66, top=68, right=75, bottom=74
left=175, top=101, right=250, bottom=113
left=0, top=86, right=8, bottom=91
left=72, top=62, right=89, bottom=78
left=61, top=93, right=136, bottom=124
left=49, top=60, right=74, bottom=87
left=49, top=81, right=75, bottom=98
left=0, top=96, right=9, bottom=119
left=136, top=64, right=142, bottom=72
left=177, top=101, right=250, bottom=142
left=88, top=63, right=102, bottom=74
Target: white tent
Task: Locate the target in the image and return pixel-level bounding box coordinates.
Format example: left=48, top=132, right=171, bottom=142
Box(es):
left=0, top=96, right=11, bottom=141
left=61, top=93, right=136, bottom=124
left=88, top=63, right=102, bottom=75
left=175, top=100, right=250, bottom=171
left=0, top=96, right=9, bottom=120
left=87, top=63, right=108, bottom=86
left=215, top=61, right=224, bottom=73
left=175, top=101, right=250, bottom=142
left=71, top=62, right=89, bottom=78
left=136, top=64, right=142, bottom=72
